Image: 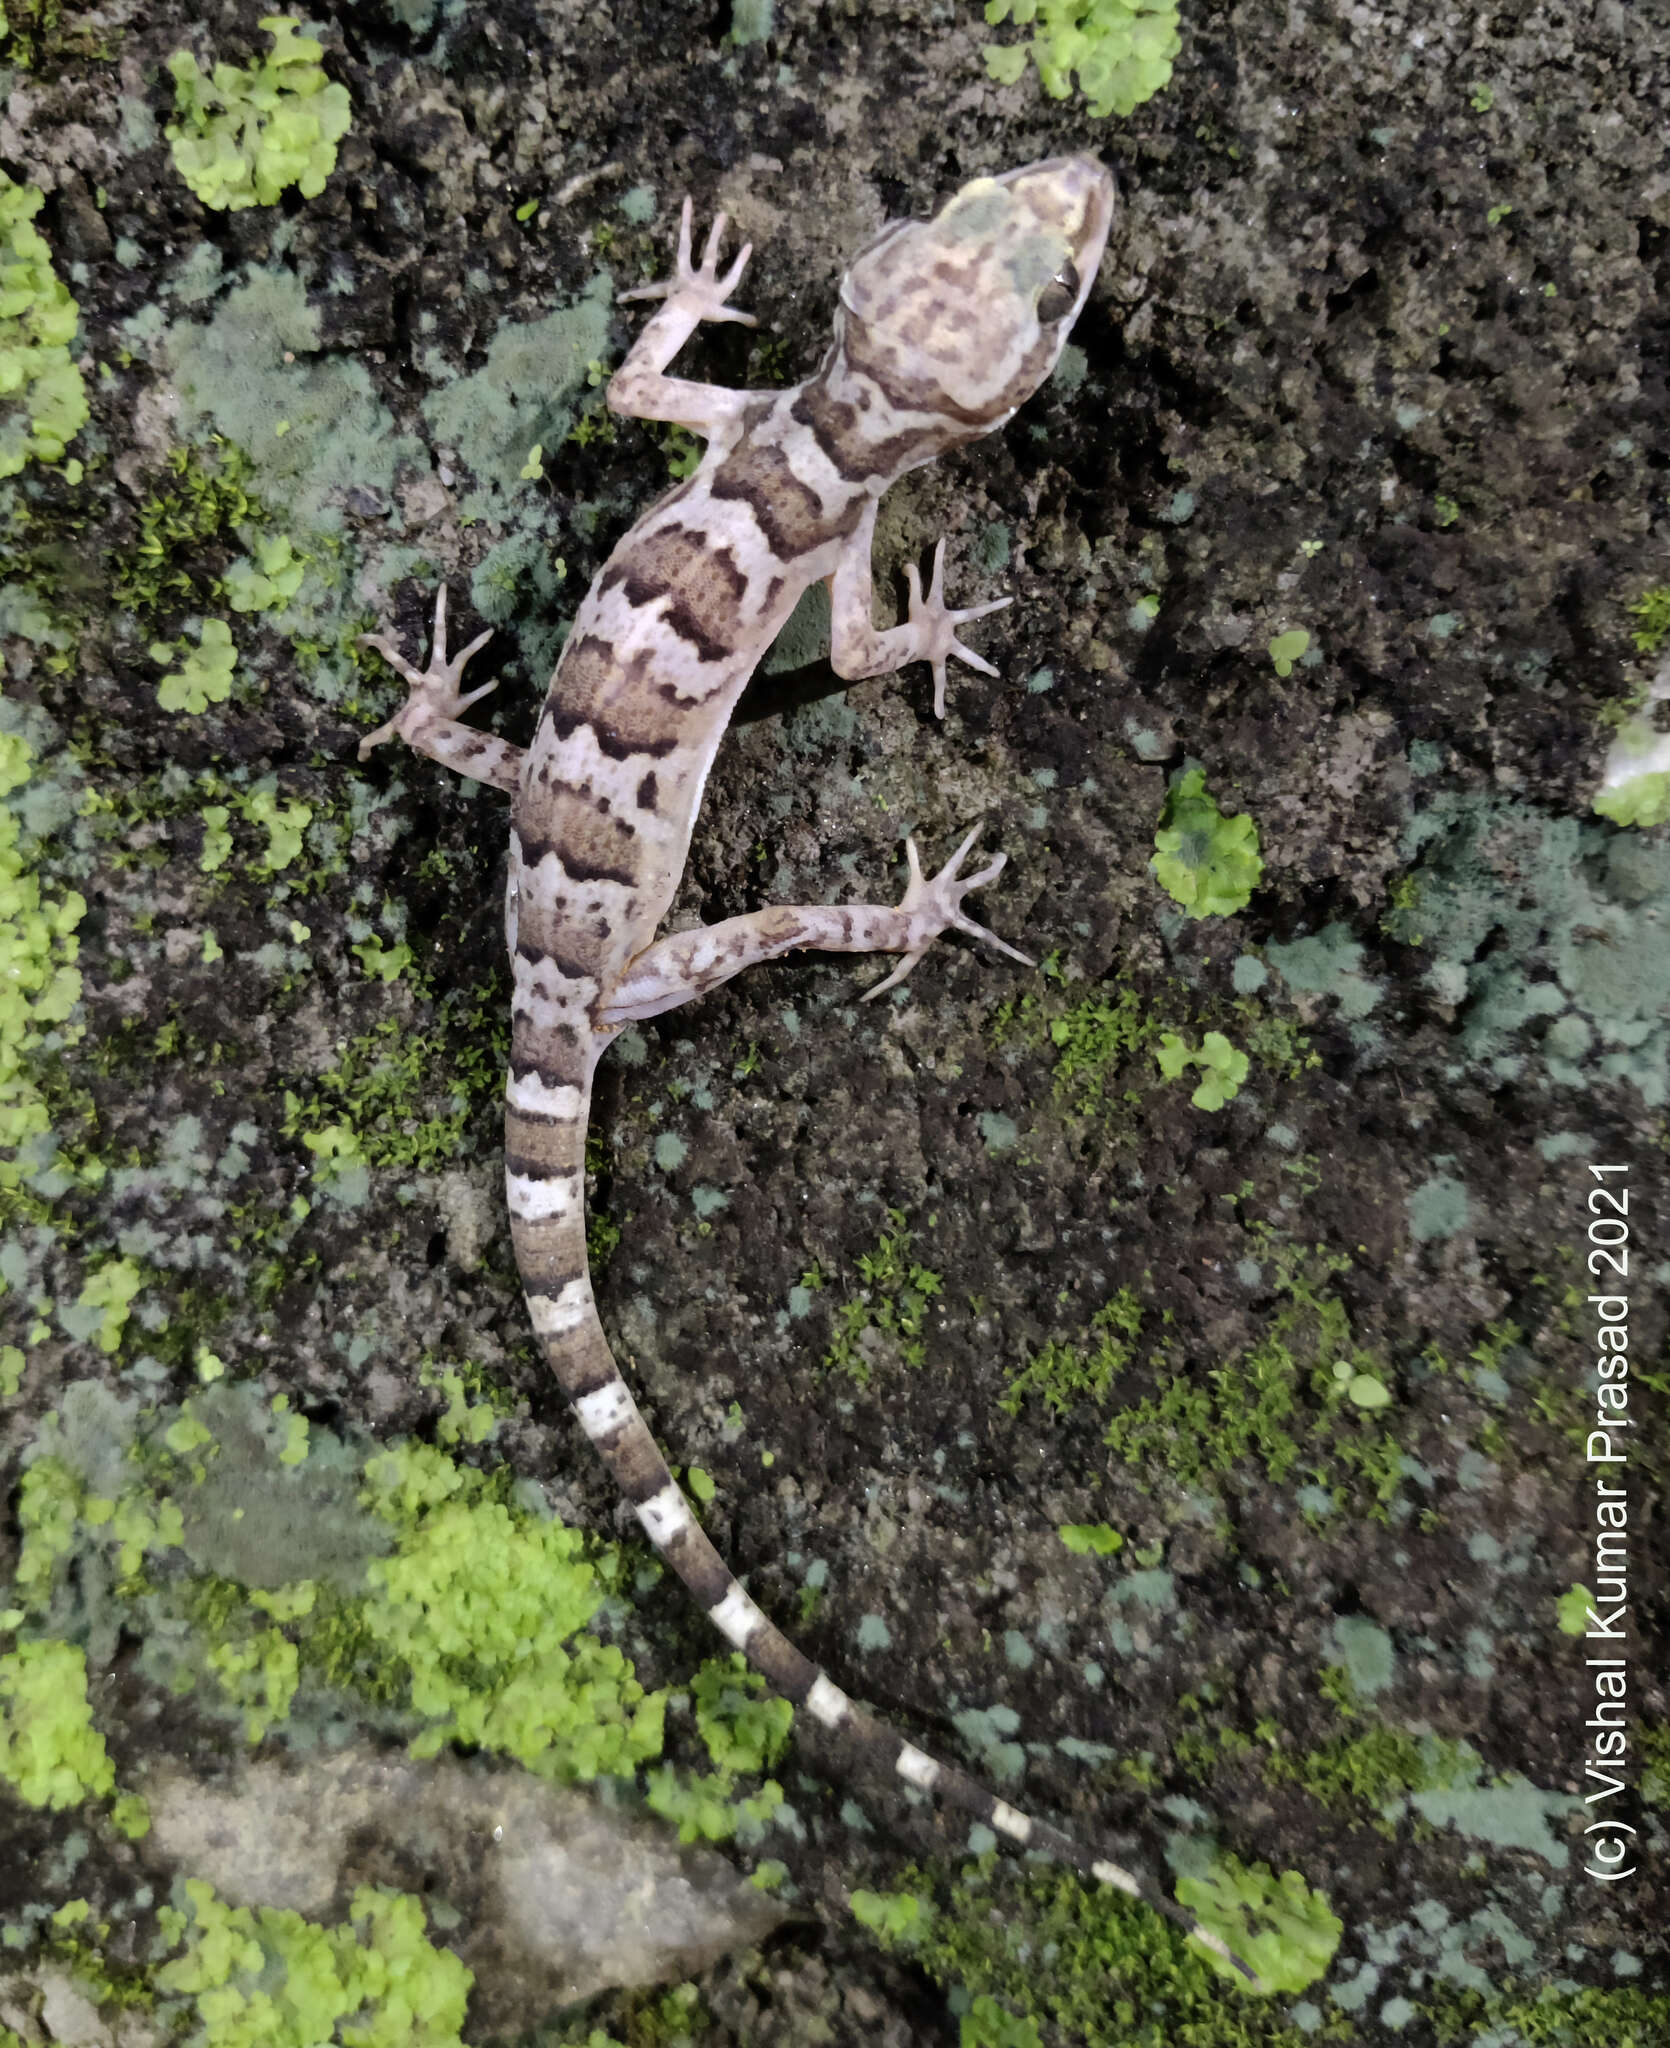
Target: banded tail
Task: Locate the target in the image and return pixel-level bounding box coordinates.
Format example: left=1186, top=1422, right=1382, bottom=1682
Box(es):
left=504, top=1047, right=1257, bottom=1984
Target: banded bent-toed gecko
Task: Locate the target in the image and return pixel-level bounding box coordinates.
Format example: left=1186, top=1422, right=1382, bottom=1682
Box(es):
left=360, top=155, right=1254, bottom=1981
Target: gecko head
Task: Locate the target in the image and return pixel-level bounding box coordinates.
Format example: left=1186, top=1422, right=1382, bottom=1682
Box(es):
left=831, top=155, right=1115, bottom=435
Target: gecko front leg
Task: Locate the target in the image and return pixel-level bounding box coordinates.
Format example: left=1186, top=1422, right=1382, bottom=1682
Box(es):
left=357, top=585, right=522, bottom=794
left=828, top=501, right=1013, bottom=717
left=597, top=826, right=1033, bottom=1025
left=607, top=199, right=757, bottom=439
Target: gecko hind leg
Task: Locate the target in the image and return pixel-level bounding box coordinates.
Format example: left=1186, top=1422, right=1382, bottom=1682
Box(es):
left=358, top=585, right=523, bottom=795
left=598, top=826, right=1034, bottom=1026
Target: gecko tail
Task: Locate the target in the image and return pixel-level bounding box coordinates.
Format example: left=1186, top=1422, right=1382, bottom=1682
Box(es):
left=580, top=1353, right=1257, bottom=1984
left=504, top=1055, right=1256, bottom=1987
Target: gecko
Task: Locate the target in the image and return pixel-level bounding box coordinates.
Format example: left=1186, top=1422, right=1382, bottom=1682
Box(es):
left=358, top=154, right=1254, bottom=1983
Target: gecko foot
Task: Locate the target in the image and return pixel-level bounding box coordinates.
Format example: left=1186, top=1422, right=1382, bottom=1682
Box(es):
left=863, top=824, right=1035, bottom=999
left=905, top=539, right=1013, bottom=718
left=357, top=585, right=496, bottom=760
left=619, top=196, right=757, bottom=328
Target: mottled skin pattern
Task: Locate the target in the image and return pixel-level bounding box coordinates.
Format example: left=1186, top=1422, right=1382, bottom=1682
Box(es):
left=360, top=158, right=1254, bottom=1980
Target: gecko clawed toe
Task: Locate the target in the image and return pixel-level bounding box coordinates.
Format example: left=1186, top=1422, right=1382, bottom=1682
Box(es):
left=861, top=826, right=1034, bottom=1000
left=357, top=583, right=497, bottom=760
left=357, top=157, right=1256, bottom=1982
left=905, top=537, right=1014, bottom=717
left=619, top=194, right=757, bottom=326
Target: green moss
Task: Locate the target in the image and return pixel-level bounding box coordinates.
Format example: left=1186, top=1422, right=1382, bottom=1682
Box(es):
left=851, top=1888, right=930, bottom=1940
left=165, top=16, right=352, bottom=213
left=154, top=1875, right=470, bottom=2046
left=1625, top=583, right=1670, bottom=653
left=281, top=1014, right=500, bottom=1175
left=981, top=0, right=1180, bottom=120
left=112, top=441, right=263, bottom=617
left=1152, top=769, right=1264, bottom=919
left=1002, top=1287, right=1142, bottom=1416
left=876, top=1857, right=1317, bottom=2047
left=0, top=172, right=88, bottom=477
left=960, top=1996, right=1043, bottom=2047
left=1264, top=1723, right=1477, bottom=1824
left=1428, top=1982, right=1670, bottom=2046
left=1101, top=1250, right=1408, bottom=1512
left=816, top=1208, right=943, bottom=1384
left=0, top=1638, right=116, bottom=1808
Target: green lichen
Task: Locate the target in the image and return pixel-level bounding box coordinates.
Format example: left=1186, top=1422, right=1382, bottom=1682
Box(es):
left=1152, top=769, right=1264, bottom=919
left=153, top=616, right=237, bottom=714
left=1174, top=1855, right=1341, bottom=1994
left=68, top=1254, right=145, bottom=1353
left=0, top=723, right=86, bottom=1186
left=981, top=0, right=1180, bottom=119
left=359, top=1440, right=665, bottom=1781
left=10, top=1391, right=668, bottom=1818
left=690, top=1653, right=793, bottom=1776
left=1155, top=1028, right=1249, bottom=1110
left=641, top=1653, right=791, bottom=1844
left=155, top=1875, right=471, bottom=2047
left=0, top=1638, right=116, bottom=1808
left=224, top=532, right=306, bottom=613
left=1056, top=1521, right=1123, bottom=1555
left=1593, top=761, right=1670, bottom=830
left=1266, top=629, right=1310, bottom=676
left=165, top=16, right=353, bottom=213
left=0, top=171, right=88, bottom=477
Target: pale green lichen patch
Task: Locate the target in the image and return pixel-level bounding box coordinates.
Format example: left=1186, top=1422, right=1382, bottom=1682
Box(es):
left=1390, top=792, right=1670, bottom=1102
left=421, top=276, right=613, bottom=519
left=154, top=269, right=427, bottom=545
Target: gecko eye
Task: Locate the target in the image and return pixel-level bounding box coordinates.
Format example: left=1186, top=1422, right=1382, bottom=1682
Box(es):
left=1036, top=262, right=1080, bottom=323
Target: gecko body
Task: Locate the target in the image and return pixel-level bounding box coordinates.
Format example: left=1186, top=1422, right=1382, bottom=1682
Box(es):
left=362, top=157, right=1253, bottom=1980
